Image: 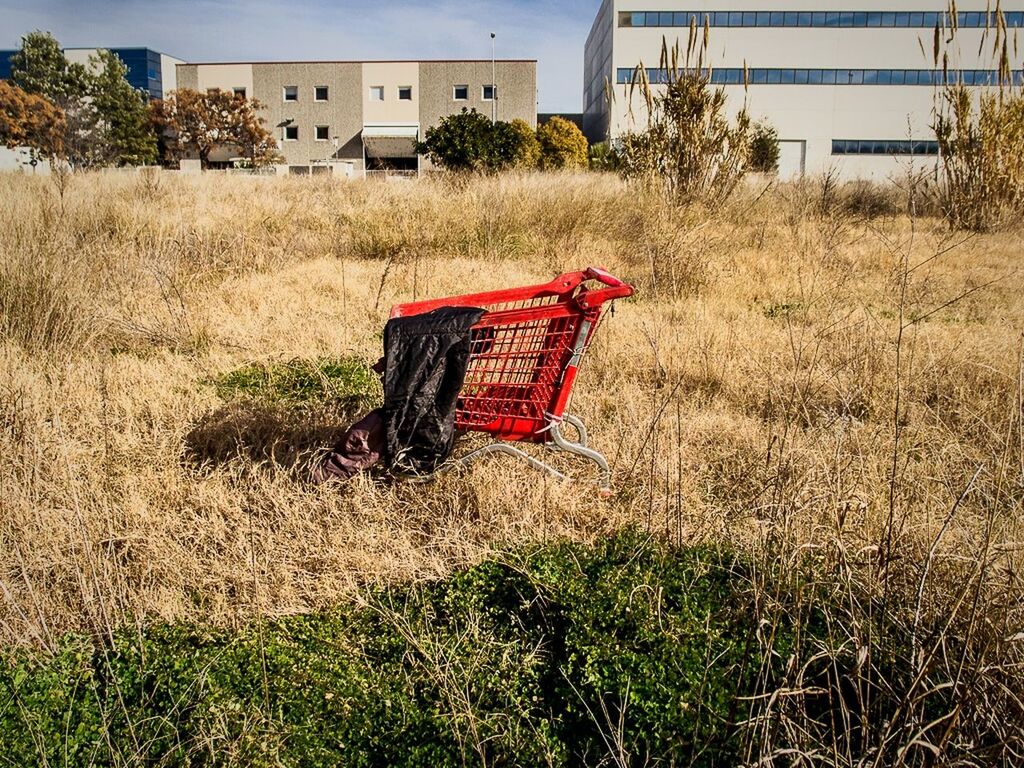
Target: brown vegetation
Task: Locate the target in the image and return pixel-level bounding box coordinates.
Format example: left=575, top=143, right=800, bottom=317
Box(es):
left=0, top=170, right=1022, bottom=757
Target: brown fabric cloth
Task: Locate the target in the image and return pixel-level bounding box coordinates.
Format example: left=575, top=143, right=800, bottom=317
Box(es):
left=311, top=408, right=385, bottom=482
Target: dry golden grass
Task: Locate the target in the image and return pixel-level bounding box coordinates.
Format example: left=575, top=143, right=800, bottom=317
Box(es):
left=1, top=168, right=1022, bottom=677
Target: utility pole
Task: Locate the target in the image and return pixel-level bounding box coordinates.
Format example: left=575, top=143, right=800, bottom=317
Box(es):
left=490, top=32, right=496, bottom=124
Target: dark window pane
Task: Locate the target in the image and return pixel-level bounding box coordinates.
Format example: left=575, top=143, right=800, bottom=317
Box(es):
left=832, top=140, right=844, bottom=155
left=659, top=12, right=673, bottom=25
left=730, top=69, right=745, bottom=84
left=873, top=142, right=886, bottom=155
left=853, top=12, right=867, bottom=26
left=646, top=12, right=659, bottom=25
left=770, top=11, right=784, bottom=25
left=798, top=12, right=812, bottom=26
left=618, top=12, right=633, bottom=27
left=794, top=69, right=809, bottom=84
left=909, top=12, right=924, bottom=26
left=710, top=70, right=726, bottom=85
left=876, top=70, right=892, bottom=85
left=813, top=12, right=827, bottom=25
left=891, top=70, right=905, bottom=85
left=923, top=12, right=939, bottom=27
left=905, top=71, right=920, bottom=85
left=965, top=12, right=981, bottom=26
left=839, top=12, right=855, bottom=26
left=863, top=70, right=877, bottom=84
left=895, top=12, right=910, bottom=26
left=673, top=12, right=688, bottom=25
left=751, top=69, right=768, bottom=84
left=766, top=69, right=781, bottom=84
left=867, top=12, right=882, bottom=27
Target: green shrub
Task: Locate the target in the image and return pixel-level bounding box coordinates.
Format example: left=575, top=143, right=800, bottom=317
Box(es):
left=0, top=532, right=791, bottom=767
left=214, top=357, right=379, bottom=410
left=749, top=120, right=780, bottom=174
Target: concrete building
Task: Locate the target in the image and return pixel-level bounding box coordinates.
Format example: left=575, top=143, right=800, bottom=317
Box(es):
left=584, top=2, right=1024, bottom=178
left=176, top=59, right=538, bottom=175
left=0, top=47, right=184, bottom=100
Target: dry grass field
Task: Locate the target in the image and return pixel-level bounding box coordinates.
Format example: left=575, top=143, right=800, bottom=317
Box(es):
left=1, top=169, right=1023, bottom=761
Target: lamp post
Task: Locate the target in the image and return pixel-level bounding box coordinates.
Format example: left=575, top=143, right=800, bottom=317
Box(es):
left=490, top=32, right=496, bottom=124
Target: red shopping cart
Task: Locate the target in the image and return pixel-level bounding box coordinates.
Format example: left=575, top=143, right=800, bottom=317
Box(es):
left=390, top=267, right=634, bottom=491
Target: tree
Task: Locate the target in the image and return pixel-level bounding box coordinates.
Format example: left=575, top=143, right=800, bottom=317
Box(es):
left=0, top=80, right=65, bottom=159
left=8, top=30, right=90, bottom=107
left=89, top=49, right=157, bottom=165
left=8, top=31, right=155, bottom=168
left=151, top=88, right=278, bottom=168
left=537, top=116, right=589, bottom=169
left=416, top=108, right=498, bottom=171
left=415, top=109, right=539, bottom=172
left=749, top=121, right=780, bottom=174
left=509, top=118, right=541, bottom=168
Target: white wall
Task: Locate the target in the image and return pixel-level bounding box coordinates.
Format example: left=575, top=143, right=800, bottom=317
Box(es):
left=590, top=0, right=1019, bottom=178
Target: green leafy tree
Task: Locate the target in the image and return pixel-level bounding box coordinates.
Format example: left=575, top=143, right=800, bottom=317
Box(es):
left=8, top=30, right=90, bottom=106
left=416, top=110, right=542, bottom=172
left=8, top=31, right=156, bottom=168
left=749, top=121, right=780, bottom=174
left=416, top=108, right=497, bottom=171
left=537, top=116, right=589, bottom=169
left=89, top=49, right=157, bottom=165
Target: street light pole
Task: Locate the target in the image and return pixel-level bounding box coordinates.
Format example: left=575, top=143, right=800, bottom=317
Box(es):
left=490, top=32, right=496, bottom=124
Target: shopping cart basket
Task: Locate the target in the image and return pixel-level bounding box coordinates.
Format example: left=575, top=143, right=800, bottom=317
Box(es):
left=389, top=267, right=634, bottom=491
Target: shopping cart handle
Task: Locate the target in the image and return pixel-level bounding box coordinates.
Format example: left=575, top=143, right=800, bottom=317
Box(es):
left=584, top=266, right=627, bottom=287
left=576, top=267, right=634, bottom=309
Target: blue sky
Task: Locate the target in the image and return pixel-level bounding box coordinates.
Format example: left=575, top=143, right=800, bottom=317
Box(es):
left=1, top=0, right=596, bottom=111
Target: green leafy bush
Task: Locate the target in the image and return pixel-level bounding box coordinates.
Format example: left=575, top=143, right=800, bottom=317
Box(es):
left=749, top=120, right=780, bottom=174
left=416, top=108, right=537, bottom=172
left=0, top=532, right=792, bottom=767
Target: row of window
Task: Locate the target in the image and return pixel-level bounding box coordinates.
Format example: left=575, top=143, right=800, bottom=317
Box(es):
left=832, top=140, right=940, bottom=156
left=619, top=10, right=1024, bottom=29
left=282, top=124, right=334, bottom=142
left=277, top=84, right=497, bottom=103
left=615, top=67, right=1024, bottom=86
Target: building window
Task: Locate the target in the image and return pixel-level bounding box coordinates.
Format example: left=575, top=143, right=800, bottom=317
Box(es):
left=453, top=84, right=468, bottom=100
left=314, top=85, right=329, bottom=101
left=284, top=124, right=298, bottom=141
left=315, top=125, right=329, bottom=141
left=398, top=85, right=412, bottom=100
left=283, top=85, right=298, bottom=102
left=614, top=10, right=1024, bottom=28
left=616, top=67, right=1024, bottom=87
left=369, top=85, right=384, bottom=101
left=832, top=139, right=939, bottom=155
left=233, top=87, right=246, bottom=99
left=482, top=84, right=496, bottom=100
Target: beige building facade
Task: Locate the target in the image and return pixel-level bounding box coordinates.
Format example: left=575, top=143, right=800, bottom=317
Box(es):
left=176, top=59, right=537, bottom=175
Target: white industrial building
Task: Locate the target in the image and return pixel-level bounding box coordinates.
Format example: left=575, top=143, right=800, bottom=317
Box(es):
left=584, top=2, right=1024, bottom=178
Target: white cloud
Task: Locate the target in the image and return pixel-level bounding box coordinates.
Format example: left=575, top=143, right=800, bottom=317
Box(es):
left=0, top=0, right=595, bottom=111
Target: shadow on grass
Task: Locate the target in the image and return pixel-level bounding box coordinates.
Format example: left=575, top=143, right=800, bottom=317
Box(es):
left=183, top=401, right=357, bottom=475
